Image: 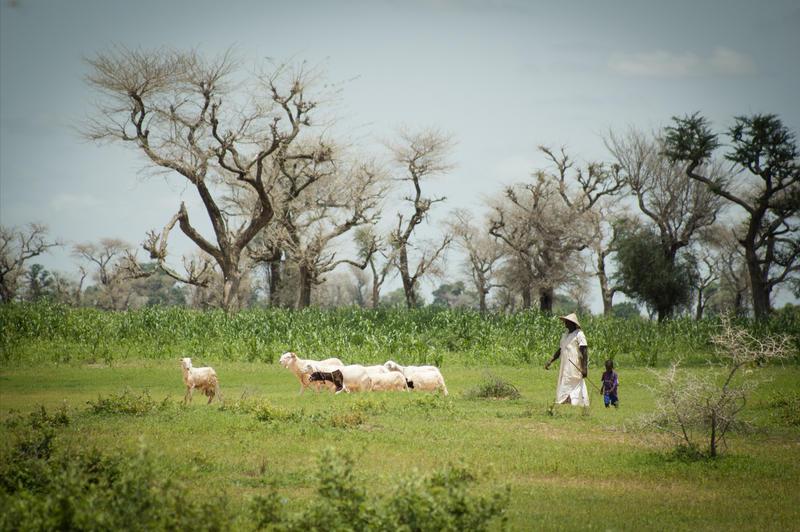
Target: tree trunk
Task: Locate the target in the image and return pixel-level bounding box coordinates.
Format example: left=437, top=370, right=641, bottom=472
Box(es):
left=748, top=261, right=771, bottom=320
left=268, top=256, right=282, bottom=308
left=695, top=287, right=705, bottom=321
left=539, top=287, right=554, bottom=314
left=709, top=410, right=717, bottom=458
left=296, top=264, right=313, bottom=309
left=520, top=283, right=532, bottom=310
left=398, top=247, right=417, bottom=309
left=221, top=270, right=241, bottom=314
left=596, top=251, right=615, bottom=316
left=744, top=217, right=771, bottom=320
left=402, top=277, right=417, bottom=309
left=369, top=260, right=382, bottom=309
left=601, top=294, right=614, bottom=316
left=478, top=288, right=487, bottom=313
left=733, top=291, right=745, bottom=317
left=371, top=281, right=380, bottom=309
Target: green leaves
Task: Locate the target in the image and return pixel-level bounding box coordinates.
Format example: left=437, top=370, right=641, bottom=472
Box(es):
left=663, top=112, right=720, bottom=164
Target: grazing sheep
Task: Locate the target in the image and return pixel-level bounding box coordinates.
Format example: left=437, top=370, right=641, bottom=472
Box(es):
left=279, top=352, right=344, bottom=394
left=383, top=360, right=448, bottom=395
left=180, top=357, right=222, bottom=404
left=368, top=370, right=409, bottom=392
left=304, top=363, right=372, bottom=394
left=308, top=369, right=345, bottom=392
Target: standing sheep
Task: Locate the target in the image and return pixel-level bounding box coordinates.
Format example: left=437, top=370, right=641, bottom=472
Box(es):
left=279, top=352, right=345, bottom=394
left=369, top=371, right=409, bottom=392
left=384, top=360, right=448, bottom=395
left=180, top=357, right=223, bottom=404
left=302, top=363, right=373, bottom=394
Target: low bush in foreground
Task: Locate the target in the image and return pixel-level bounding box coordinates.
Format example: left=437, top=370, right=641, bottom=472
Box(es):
left=463, top=374, right=522, bottom=400
left=252, top=449, right=509, bottom=531
left=0, top=406, right=508, bottom=531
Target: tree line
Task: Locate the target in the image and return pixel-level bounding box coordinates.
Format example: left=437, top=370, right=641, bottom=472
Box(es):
left=1, top=49, right=798, bottom=319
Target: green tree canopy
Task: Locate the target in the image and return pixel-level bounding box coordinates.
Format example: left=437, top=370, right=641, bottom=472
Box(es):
left=614, top=225, right=696, bottom=321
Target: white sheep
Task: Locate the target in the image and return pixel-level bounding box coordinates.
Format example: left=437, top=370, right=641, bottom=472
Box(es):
left=383, top=360, right=448, bottom=395
left=368, top=370, right=408, bottom=392
left=303, top=363, right=373, bottom=394
left=180, top=357, right=222, bottom=404
left=279, top=352, right=344, bottom=394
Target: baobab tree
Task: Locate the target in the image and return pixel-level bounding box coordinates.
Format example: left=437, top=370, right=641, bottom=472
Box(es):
left=387, top=129, right=454, bottom=308
left=490, top=147, right=622, bottom=312
left=664, top=113, right=800, bottom=320
left=85, top=48, right=334, bottom=312
left=0, top=224, right=60, bottom=303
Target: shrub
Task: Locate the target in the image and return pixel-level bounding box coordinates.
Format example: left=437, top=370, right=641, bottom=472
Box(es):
left=463, top=374, right=521, bottom=400
left=86, top=388, right=172, bottom=416
left=0, top=413, right=233, bottom=531
left=765, top=391, right=800, bottom=426
left=251, top=448, right=508, bottom=531
left=641, top=317, right=793, bottom=457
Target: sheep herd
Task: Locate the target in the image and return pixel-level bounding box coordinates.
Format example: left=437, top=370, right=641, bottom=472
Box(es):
left=179, top=352, right=448, bottom=404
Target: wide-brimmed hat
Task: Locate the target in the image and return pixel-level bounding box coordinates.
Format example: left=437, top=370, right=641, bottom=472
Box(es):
left=559, top=313, right=581, bottom=328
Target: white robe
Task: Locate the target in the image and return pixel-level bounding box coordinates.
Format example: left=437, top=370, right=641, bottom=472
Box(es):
left=556, top=329, right=589, bottom=406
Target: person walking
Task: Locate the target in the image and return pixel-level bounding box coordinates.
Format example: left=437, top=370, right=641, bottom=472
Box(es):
left=544, top=313, right=589, bottom=406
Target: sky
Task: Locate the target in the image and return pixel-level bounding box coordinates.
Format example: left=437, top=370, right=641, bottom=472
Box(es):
left=1, top=0, right=799, bottom=311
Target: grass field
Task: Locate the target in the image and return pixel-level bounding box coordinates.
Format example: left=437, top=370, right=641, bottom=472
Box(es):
left=3, top=303, right=799, bottom=368
left=2, top=361, right=799, bottom=530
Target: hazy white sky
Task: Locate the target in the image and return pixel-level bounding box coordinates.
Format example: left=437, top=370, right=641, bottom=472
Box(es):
left=1, top=0, right=798, bottom=311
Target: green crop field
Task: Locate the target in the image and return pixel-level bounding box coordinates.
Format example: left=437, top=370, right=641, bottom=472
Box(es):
left=1, top=304, right=799, bottom=530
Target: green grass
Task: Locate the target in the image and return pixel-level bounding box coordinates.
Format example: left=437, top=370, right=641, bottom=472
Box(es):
left=2, top=362, right=799, bottom=530
left=3, top=302, right=799, bottom=367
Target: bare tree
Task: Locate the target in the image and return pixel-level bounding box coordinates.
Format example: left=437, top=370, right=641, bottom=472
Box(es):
left=716, top=232, right=751, bottom=316
left=449, top=210, right=504, bottom=313
left=0, top=224, right=60, bottom=303
left=606, top=129, right=726, bottom=260
left=85, top=48, right=334, bottom=312
left=664, top=113, right=800, bottom=319
left=49, top=267, right=87, bottom=306
left=590, top=213, right=624, bottom=316
left=387, top=129, right=454, bottom=308
left=73, top=238, right=139, bottom=310
left=347, top=265, right=369, bottom=308
left=278, top=159, right=385, bottom=308
left=606, top=129, right=726, bottom=320
left=354, top=226, right=393, bottom=309
left=642, top=316, right=791, bottom=458
left=690, top=247, right=719, bottom=321
left=489, top=147, right=620, bottom=312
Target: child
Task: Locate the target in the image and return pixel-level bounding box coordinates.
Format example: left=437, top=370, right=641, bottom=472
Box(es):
left=600, top=359, right=619, bottom=408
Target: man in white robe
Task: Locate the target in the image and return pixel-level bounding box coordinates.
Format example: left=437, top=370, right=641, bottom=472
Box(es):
left=544, top=313, right=589, bottom=406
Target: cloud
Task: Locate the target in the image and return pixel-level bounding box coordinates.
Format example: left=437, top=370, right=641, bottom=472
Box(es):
left=708, top=47, right=757, bottom=76
left=609, top=47, right=756, bottom=78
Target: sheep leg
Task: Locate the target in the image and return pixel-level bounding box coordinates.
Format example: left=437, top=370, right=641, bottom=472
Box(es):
left=184, top=386, right=193, bottom=404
